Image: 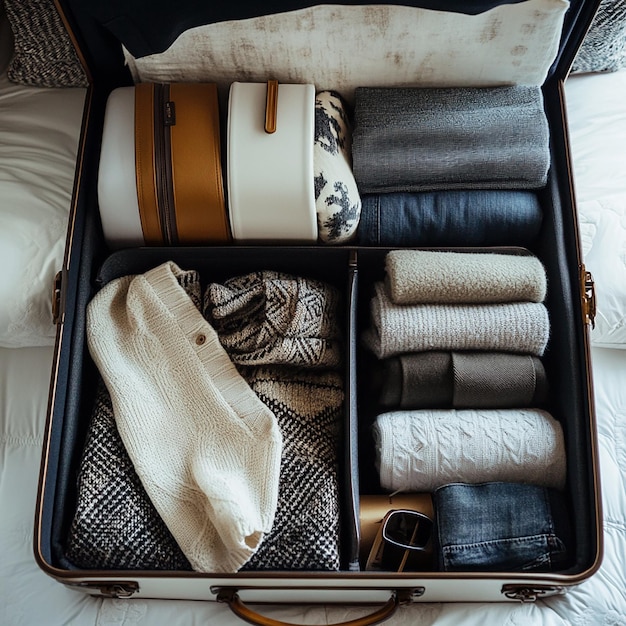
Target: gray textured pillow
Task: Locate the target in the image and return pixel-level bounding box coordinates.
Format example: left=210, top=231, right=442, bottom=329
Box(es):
left=572, top=0, right=626, bottom=73
left=4, top=0, right=88, bottom=87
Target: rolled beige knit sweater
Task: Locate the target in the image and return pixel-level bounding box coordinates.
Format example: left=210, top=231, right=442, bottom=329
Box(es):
left=385, top=249, right=547, bottom=304
left=362, top=282, right=550, bottom=359
left=86, top=261, right=282, bottom=573
left=374, top=408, right=566, bottom=491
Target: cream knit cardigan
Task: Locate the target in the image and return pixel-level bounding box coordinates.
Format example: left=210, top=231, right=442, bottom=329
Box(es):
left=87, top=262, right=282, bottom=573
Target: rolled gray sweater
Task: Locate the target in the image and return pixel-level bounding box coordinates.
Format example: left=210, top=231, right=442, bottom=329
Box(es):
left=362, top=282, right=550, bottom=359
left=352, top=86, right=550, bottom=193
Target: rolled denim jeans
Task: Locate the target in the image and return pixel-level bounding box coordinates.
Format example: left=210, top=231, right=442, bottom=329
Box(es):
left=433, top=482, right=572, bottom=572
left=357, top=190, right=543, bottom=247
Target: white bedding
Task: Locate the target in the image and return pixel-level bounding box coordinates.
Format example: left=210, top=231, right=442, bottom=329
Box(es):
left=566, top=69, right=626, bottom=348
left=2, top=25, right=626, bottom=626
left=0, top=70, right=84, bottom=347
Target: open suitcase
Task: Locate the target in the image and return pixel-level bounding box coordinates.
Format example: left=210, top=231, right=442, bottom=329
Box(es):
left=36, top=1, right=603, bottom=624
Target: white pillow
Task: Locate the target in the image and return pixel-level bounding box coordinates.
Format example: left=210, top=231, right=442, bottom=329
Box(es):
left=0, top=72, right=85, bottom=347
left=124, top=0, right=569, bottom=99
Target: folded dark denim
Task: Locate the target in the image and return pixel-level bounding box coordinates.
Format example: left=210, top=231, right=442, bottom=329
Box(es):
left=352, top=86, right=550, bottom=192
left=433, top=482, right=572, bottom=572
left=358, top=191, right=543, bottom=247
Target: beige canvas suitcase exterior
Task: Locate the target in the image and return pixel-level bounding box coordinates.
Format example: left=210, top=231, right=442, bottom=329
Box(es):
left=35, top=1, right=602, bottom=623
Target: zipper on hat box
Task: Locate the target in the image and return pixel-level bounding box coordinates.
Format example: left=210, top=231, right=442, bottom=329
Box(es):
left=154, top=83, right=178, bottom=245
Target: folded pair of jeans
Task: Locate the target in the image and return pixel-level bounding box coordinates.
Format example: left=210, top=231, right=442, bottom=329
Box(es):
left=433, top=482, right=572, bottom=572
left=357, top=190, right=543, bottom=247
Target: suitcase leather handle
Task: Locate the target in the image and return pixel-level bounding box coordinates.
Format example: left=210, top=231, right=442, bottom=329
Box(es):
left=216, top=588, right=402, bottom=626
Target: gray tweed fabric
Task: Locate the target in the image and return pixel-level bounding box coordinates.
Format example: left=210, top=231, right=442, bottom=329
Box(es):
left=352, top=86, right=550, bottom=193
left=65, top=378, right=192, bottom=570
left=4, top=0, right=88, bottom=87
left=572, top=0, right=626, bottom=74
left=240, top=366, right=343, bottom=571
left=204, top=271, right=343, bottom=368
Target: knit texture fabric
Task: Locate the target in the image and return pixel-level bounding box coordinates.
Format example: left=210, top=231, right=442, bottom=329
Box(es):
left=352, top=86, right=550, bottom=193
left=384, top=250, right=547, bottom=305
left=4, top=0, right=89, bottom=87
left=206, top=270, right=344, bottom=570
left=374, top=409, right=567, bottom=492
left=379, top=352, right=548, bottom=410
left=86, top=261, right=282, bottom=573
left=357, top=190, right=544, bottom=248
left=65, top=379, right=192, bottom=571
left=314, top=91, right=361, bottom=244
left=240, top=366, right=343, bottom=571
left=571, top=0, right=626, bottom=74
left=205, top=271, right=342, bottom=368
left=362, top=282, right=550, bottom=359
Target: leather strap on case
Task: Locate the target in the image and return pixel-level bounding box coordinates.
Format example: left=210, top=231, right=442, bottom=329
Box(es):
left=134, top=82, right=229, bottom=245
left=134, top=83, right=163, bottom=244
left=216, top=587, right=403, bottom=626
left=169, top=83, right=229, bottom=243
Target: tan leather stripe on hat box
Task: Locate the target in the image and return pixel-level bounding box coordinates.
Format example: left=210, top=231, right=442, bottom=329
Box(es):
left=169, top=83, right=229, bottom=243
left=134, top=83, right=163, bottom=245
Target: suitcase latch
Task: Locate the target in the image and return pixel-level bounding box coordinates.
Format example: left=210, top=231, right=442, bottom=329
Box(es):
left=69, top=580, right=139, bottom=598
left=51, top=270, right=64, bottom=325
left=581, top=265, right=596, bottom=329
left=501, top=584, right=566, bottom=602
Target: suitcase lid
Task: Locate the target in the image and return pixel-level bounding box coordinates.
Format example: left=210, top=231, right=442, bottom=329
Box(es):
left=58, top=0, right=601, bottom=90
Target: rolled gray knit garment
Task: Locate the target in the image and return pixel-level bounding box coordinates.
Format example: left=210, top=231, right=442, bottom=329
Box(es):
left=379, top=352, right=548, bottom=409
left=352, top=86, right=550, bottom=193
left=374, top=409, right=567, bottom=492
left=362, top=282, right=550, bottom=359
left=205, top=271, right=342, bottom=368
left=385, top=249, right=547, bottom=305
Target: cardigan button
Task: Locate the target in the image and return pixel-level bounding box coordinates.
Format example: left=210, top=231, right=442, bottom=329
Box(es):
left=196, top=334, right=206, bottom=346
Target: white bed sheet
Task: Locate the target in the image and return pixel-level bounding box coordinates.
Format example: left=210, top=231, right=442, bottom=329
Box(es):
left=2, top=343, right=625, bottom=626
left=0, top=69, right=85, bottom=348
left=565, top=69, right=626, bottom=349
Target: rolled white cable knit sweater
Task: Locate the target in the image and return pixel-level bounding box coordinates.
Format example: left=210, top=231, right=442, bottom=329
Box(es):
left=86, top=261, right=282, bottom=573
left=374, top=408, right=566, bottom=492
